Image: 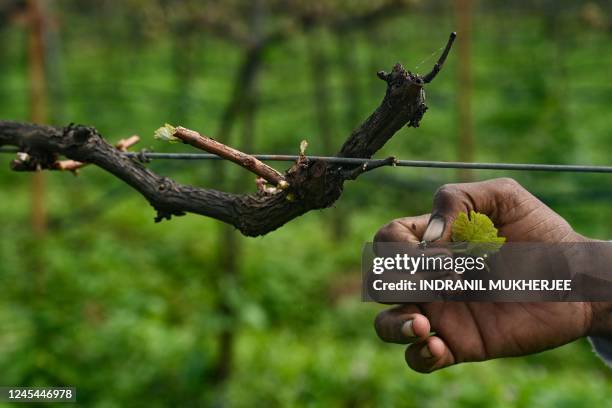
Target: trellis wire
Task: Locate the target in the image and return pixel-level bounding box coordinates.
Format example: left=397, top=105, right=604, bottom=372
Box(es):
left=1, top=147, right=612, bottom=173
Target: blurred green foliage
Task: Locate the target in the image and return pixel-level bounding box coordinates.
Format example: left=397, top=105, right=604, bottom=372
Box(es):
left=1, top=1, right=612, bottom=407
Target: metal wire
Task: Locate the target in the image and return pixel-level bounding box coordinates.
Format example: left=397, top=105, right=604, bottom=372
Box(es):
left=1, top=147, right=612, bottom=174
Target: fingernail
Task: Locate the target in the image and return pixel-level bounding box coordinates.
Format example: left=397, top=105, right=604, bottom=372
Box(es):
left=401, top=320, right=415, bottom=338
left=423, top=217, right=445, bottom=242
left=420, top=344, right=433, bottom=359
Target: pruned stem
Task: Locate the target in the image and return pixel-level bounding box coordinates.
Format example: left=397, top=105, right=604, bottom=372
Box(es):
left=55, top=135, right=140, bottom=172
left=172, top=126, right=288, bottom=188
left=116, top=135, right=141, bottom=151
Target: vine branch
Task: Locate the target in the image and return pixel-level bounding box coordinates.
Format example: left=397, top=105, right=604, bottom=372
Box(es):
left=0, top=33, right=455, bottom=236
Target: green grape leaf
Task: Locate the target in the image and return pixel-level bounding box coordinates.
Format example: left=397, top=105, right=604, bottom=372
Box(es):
left=451, top=211, right=506, bottom=258
left=451, top=211, right=506, bottom=243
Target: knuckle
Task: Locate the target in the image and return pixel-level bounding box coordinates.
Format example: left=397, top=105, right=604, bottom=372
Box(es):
left=498, top=177, right=518, bottom=184
left=494, top=177, right=528, bottom=200
left=433, top=184, right=462, bottom=210
left=373, top=227, right=391, bottom=243
left=374, top=220, right=403, bottom=242
left=435, top=183, right=460, bottom=198
left=496, top=177, right=520, bottom=188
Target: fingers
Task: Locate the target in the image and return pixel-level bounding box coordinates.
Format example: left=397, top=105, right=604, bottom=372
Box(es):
left=374, top=214, right=431, bottom=243
left=405, top=336, right=456, bottom=373
left=374, top=305, right=431, bottom=344
left=375, top=307, right=458, bottom=373
left=424, top=178, right=527, bottom=242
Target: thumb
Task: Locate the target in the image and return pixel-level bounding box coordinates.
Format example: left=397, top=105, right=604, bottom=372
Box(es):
left=422, top=184, right=470, bottom=243
left=423, top=178, right=520, bottom=243
left=423, top=215, right=448, bottom=243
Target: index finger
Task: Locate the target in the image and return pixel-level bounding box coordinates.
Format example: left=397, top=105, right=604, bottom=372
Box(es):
left=374, top=214, right=431, bottom=243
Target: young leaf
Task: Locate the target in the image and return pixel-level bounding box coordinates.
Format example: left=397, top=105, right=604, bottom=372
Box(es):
left=299, top=140, right=308, bottom=156
left=154, top=123, right=179, bottom=143
left=451, top=211, right=506, bottom=258
left=451, top=211, right=506, bottom=243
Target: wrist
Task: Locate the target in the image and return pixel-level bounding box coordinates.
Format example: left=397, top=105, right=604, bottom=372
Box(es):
left=589, top=301, right=612, bottom=338
left=562, top=235, right=612, bottom=338
left=581, top=236, right=612, bottom=337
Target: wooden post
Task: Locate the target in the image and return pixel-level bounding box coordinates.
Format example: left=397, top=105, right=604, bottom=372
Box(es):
left=212, top=0, right=265, bottom=389
left=27, top=0, right=48, bottom=235
left=455, top=0, right=474, bottom=181
left=307, top=29, right=334, bottom=155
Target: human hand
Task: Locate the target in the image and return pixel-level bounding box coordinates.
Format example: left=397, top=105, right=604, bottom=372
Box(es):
left=373, top=178, right=595, bottom=373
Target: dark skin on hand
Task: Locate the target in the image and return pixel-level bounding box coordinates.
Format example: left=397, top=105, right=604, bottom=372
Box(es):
left=373, top=177, right=612, bottom=373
